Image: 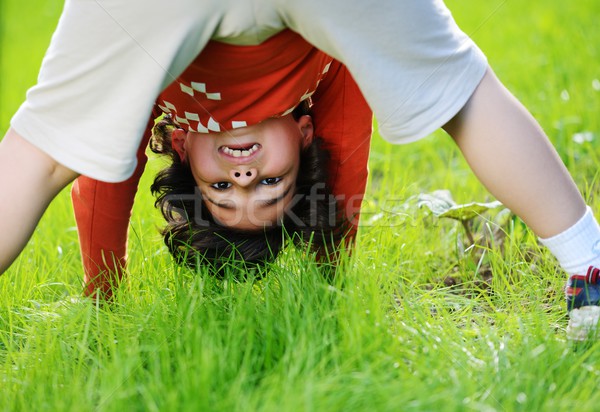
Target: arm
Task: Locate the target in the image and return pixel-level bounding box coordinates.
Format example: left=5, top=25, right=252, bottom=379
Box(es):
left=443, top=67, right=586, bottom=238
left=0, top=128, right=78, bottom=273
left=72, top=118, right=154, bottom=299
left=311, top=60, right=373, bottom=242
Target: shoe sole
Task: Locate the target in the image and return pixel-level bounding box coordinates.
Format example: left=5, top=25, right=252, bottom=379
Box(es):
left=567, top=306, right=600, bottom=341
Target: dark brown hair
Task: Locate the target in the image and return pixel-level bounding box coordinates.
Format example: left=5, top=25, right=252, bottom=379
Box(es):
left=150, top=102, right=341, bottom=277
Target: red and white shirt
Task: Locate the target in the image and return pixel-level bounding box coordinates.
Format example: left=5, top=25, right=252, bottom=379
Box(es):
left=152, top=31, right=373, bottom=236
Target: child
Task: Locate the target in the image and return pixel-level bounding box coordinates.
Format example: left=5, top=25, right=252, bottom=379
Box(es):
left=1, top=0, right=599, bottom=338
left=71, top=29, right=373, bottom=297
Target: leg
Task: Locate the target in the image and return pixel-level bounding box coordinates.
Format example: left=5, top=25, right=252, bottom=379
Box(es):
left=443, top=67, right=586, bottom=239
left=0, top=129, right=78, bottom=273
left=444, top=67, right=600, bottom=339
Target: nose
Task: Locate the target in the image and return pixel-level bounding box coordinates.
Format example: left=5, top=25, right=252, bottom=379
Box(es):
left=229, top=166, right=258, bottom=187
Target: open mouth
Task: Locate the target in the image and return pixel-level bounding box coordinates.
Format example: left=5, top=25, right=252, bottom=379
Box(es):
left=219, top=143, right=261, bottom=158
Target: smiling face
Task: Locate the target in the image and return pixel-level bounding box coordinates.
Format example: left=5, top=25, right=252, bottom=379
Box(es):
left=171, top=114, right=314, bottom=230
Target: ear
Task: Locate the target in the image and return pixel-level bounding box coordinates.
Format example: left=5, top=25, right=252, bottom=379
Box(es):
left=297, top=115, right=314, bottom=149
left=171, top=128, right=187, bottom=161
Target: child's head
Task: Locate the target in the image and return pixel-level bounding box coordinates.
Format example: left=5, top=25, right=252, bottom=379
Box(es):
left=169, top=109, right=314, bottom=231
left=150, top=101, right=341, bottom=273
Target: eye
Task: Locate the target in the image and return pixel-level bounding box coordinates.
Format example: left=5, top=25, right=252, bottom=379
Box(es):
left=211, top=182, right=232, bottom=190
left=260, top=177, right=282, bottom=186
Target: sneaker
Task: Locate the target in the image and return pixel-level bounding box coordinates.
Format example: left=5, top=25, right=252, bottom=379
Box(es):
left=566, top=266, right=600, bottom=341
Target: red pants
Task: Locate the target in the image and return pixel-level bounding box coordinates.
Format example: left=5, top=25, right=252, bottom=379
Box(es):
left=72, top=61, right=372, bottom=298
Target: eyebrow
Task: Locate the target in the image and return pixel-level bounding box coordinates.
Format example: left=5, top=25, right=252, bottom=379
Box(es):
left=260, top=184, right=293, bottom=208
left=205, top=184, right=293, bottom=211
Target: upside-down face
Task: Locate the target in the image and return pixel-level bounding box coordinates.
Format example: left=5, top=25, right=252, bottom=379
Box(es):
left=171, top=114, right=314, bottom=230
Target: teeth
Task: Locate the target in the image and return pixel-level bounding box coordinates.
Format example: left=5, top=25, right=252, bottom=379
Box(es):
left=222, top=144, right=259, bottom=157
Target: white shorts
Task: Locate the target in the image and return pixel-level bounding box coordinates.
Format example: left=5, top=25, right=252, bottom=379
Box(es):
left=11, top=0, right=487, bottom=182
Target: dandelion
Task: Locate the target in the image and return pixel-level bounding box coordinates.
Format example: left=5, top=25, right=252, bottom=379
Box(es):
left=572, top=131, right=594, bottom=144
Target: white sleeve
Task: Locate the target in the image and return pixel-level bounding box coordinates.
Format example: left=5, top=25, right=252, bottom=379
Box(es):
left=10, top=0, right=222, bottom=182
left=278, top=0, right=488, bottom=143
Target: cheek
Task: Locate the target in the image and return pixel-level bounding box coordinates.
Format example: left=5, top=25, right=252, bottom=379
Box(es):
left=262, top=152, right=299, bottom=178
left=281, top=147, right=301, bottom=173
left=192, top=160, right=222, bottom=182
left=264, top=139, right=301, bottom=174
left=187, top=145, right=221, bottom=181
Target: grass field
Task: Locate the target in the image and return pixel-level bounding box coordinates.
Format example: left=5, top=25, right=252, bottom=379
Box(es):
left=2, top=1, right=600, bottom=411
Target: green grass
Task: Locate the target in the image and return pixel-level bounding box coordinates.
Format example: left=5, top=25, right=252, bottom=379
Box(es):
left=2, top=1, right=600, bottom=410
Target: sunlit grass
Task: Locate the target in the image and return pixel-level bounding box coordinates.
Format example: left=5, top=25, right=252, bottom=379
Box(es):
left=2, top=0, right=600, bottom=410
